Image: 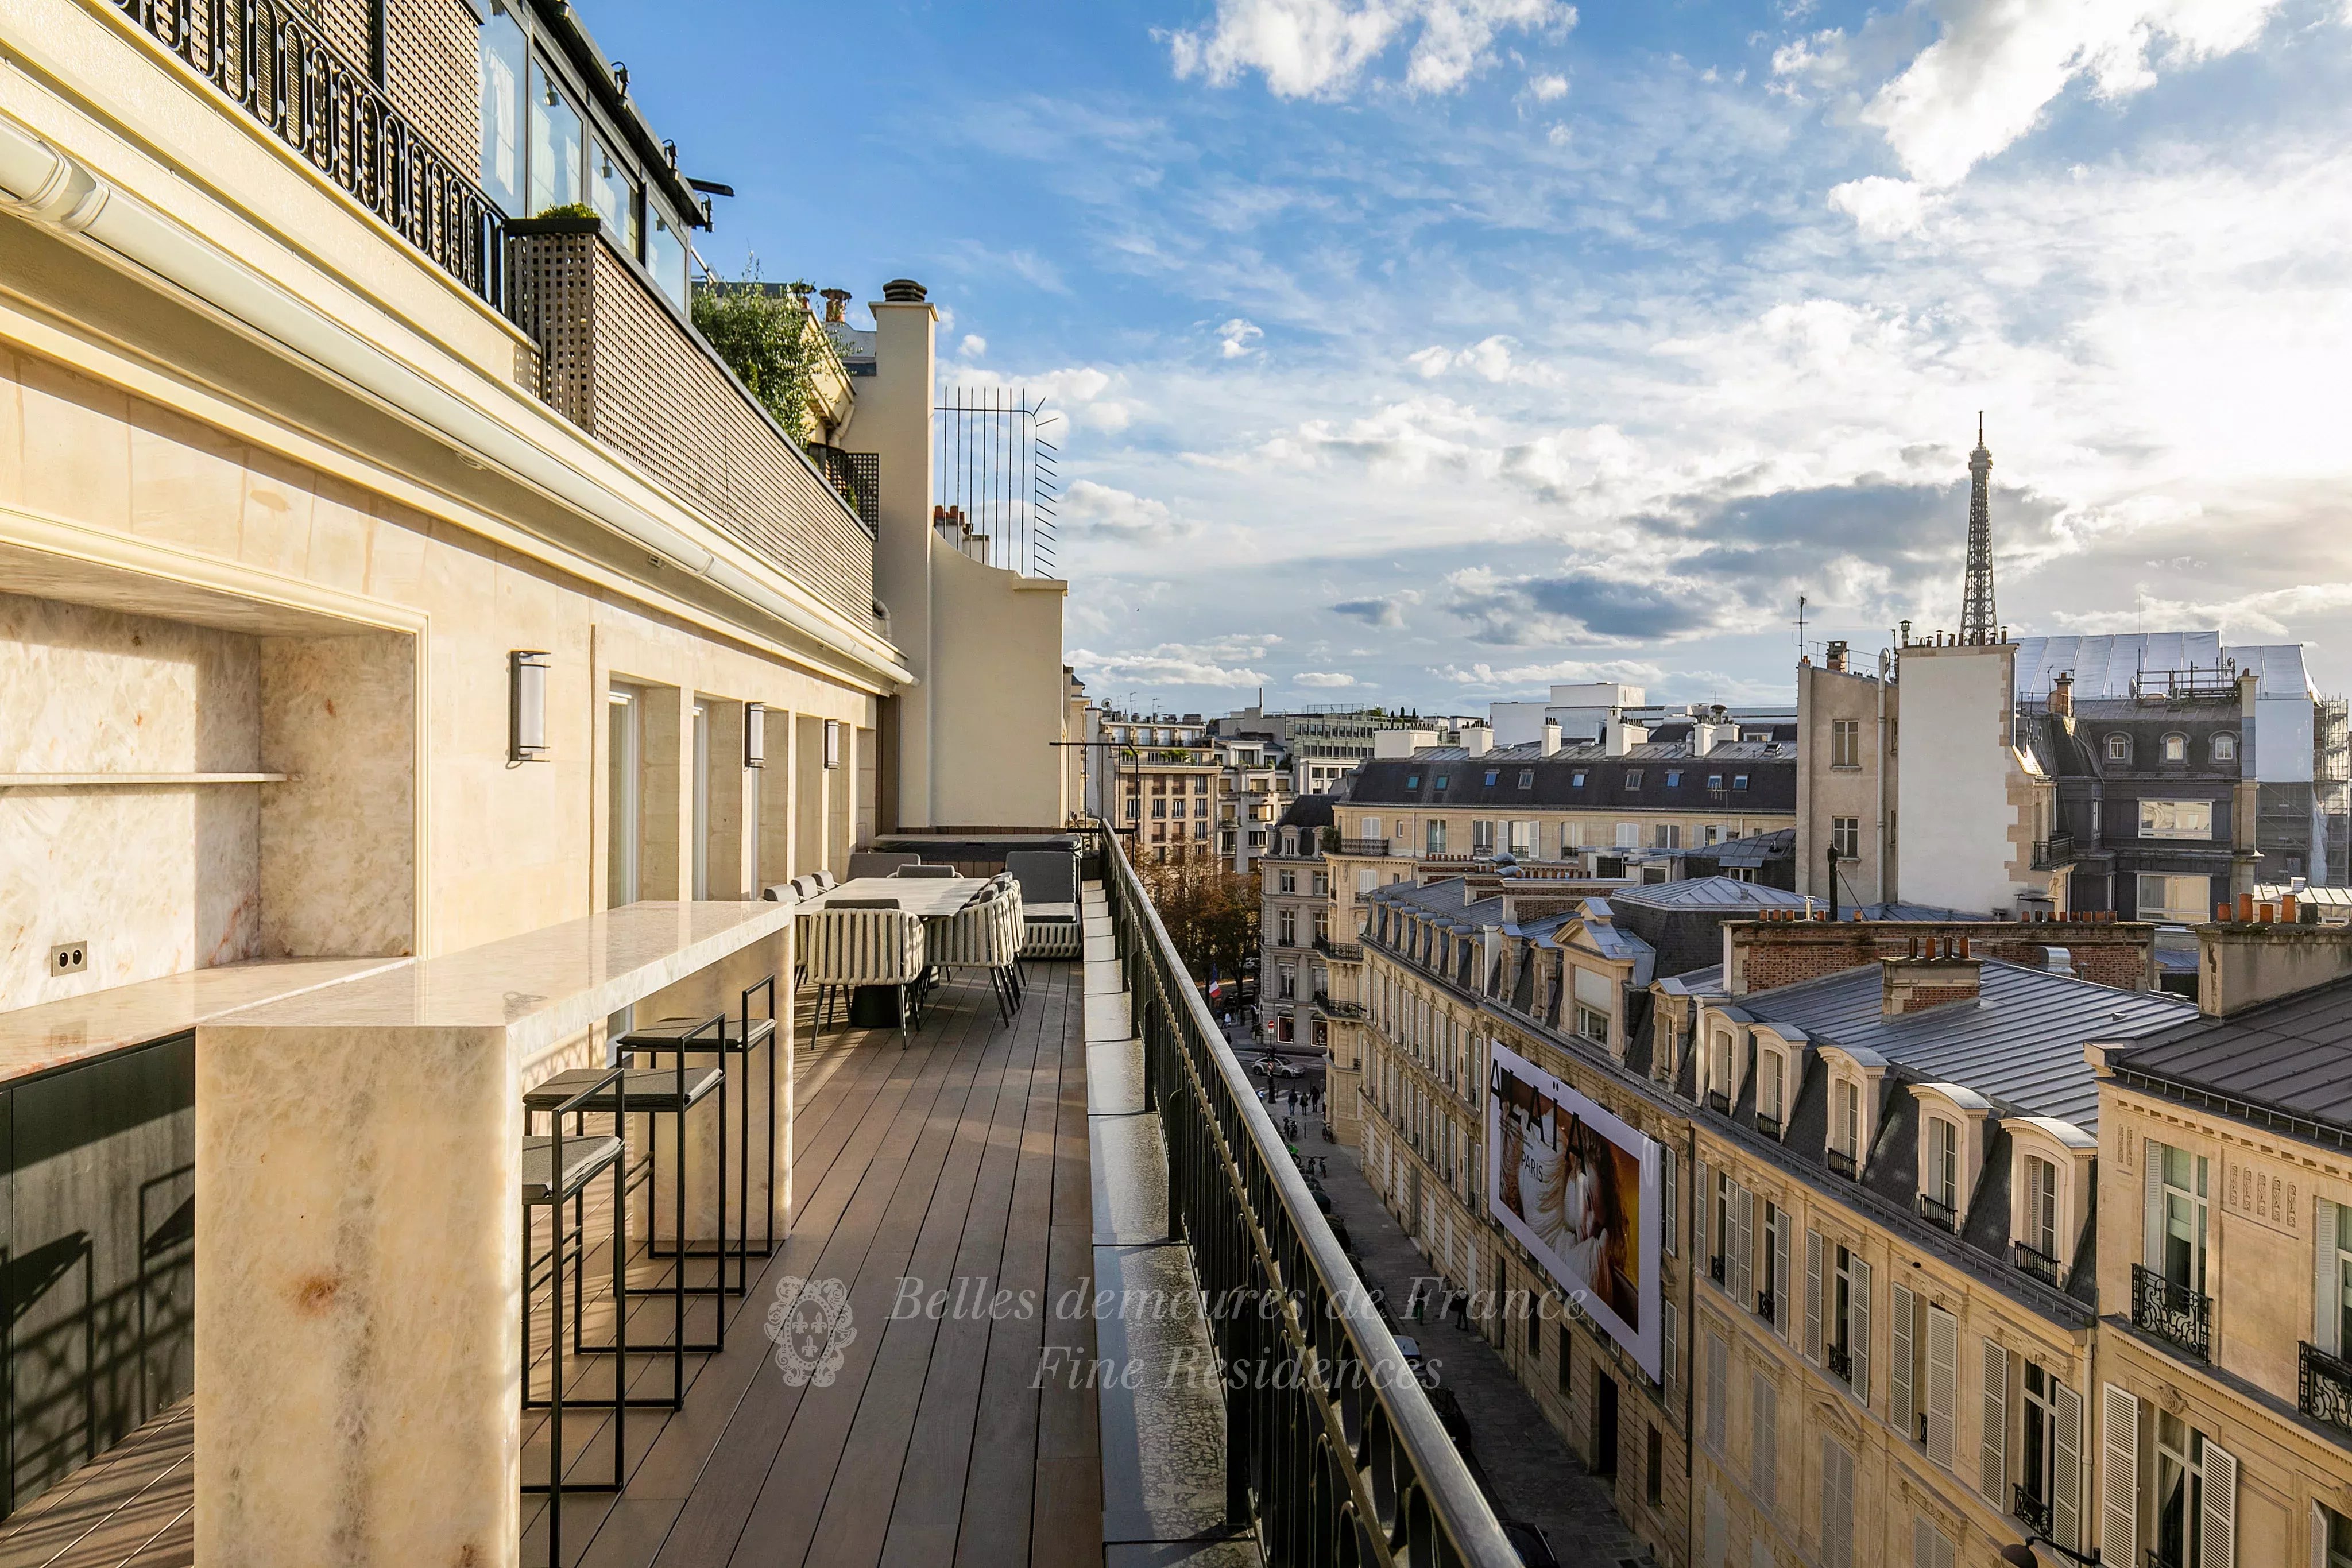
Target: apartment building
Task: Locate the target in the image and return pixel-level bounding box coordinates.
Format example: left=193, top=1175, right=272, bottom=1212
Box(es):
left=1796, top=642, right=1898, bottom=911
left=1260, top=794, right=1337, bottom=1059
left=1217, top=703, right=1395, bottom=794
left=1104, top=710, right=1221, bottom=862
left=1216, top=733, right=1293, bottom=870
left=2091, top=922, right=2352, bottom=1568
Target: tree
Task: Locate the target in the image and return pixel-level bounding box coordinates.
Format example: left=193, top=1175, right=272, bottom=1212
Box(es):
left=1138, top=856, right=1260, bottom=987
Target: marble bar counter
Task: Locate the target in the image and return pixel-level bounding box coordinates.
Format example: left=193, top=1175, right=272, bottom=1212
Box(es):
left=0, top=957, right=411, bottom=1083
left=193, top=900, right=795, bottom=1568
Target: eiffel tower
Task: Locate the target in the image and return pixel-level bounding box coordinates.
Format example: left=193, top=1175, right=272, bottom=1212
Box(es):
left=1960, top=413, right=1998, bottom=645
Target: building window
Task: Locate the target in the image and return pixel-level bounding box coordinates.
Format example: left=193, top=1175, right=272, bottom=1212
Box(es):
left=1426, top=820, right=1446, bottom=854
left=2020, top=1361, right=2066, bottom=1524
left=1707, top=773, right=1723, bottom=789
left=2151, top=1143, right=2209, bottom=1294
left=1835, top=1078, right=1863, bottom=1162
left=1124, top=797, right=1140, bottom=821
left=1483, top=770, right=1500, bottom=787
left=1831, top=815, right=1860, bottom=860
left=1406, top=774, right=1421, bottom=789
left=2153, top=1412, right=2211, bottom=1568
left=2024, top=1155, right=2060, bottom=1259
left=1276, top=1015, right=1294, bottom=1042
left=1278, top=910, right=1297, bottom=946
left=1312, top=872, right=1329, bottom=897
left=1279, top=870, right=1297, bottom=893
left=1577, top=1005, right=1609, bottom=1041
left=527, top=59, right=585, bottom=216
left=1278, top=966, right=1296, bottom=999
left=2212, top=733, right=2237, bottom=762
left=1433, top=774, right=1449, bottom=789
left=2138, top=872, right=2214, bottom=923
left=1508, top=820, right=1536, bottom=854
left=1832, top=718, right=1860, bottom=768
left=2163, top=732, right=2188, bottom=762
left=2140, top=799, right=2213, bottom=839
left=1152, top=797, right=1167, bottom=819
left=1616, top=822, right=1640, bottom=849
left=1361, top=816, right=1382, bottom=840
left=1194, top=820, right=1208, bottom=839
left=1570, top=771, right=1587, bottom=787
left=1758, top=1050, right=1784, bottom=1126
left=1518, top=769, right=1535, bottom=788
left=477, top=9, right=528, bottom=215
left=1665, top=770, right=1682, bottom=787
left=1654, top=823, right=1681, bottom=850
left=1732, top=774, right=1749, bottom=790
left=1473, top=820, right=1496, bottom=850
left=1625, top=769, right=1644, bottom=789
left=1927, top=1116, right=1959, bottom=1214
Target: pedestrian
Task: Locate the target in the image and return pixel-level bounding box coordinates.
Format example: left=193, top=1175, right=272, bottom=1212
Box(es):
left=1450, top=1287, right=1469, bottom=1330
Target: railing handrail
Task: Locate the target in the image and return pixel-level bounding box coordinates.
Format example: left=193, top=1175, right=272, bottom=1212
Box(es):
left=1100, top=829, right=1518, bottom=1567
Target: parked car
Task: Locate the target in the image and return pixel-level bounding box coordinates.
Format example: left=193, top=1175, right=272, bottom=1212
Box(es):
left=1498, top=1520, right=1560, bottom=1568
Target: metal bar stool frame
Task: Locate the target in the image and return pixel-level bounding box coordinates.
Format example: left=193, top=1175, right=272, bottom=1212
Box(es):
left=635, top=978, right=780, bottom=1293
left=520, top=1065, right=628, bottom=1567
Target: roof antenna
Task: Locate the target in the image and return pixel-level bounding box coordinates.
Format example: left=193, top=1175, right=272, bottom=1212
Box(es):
left=1795, top=593, right=1808, bottom=664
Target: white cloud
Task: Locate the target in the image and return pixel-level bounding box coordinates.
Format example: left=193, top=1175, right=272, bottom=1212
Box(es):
left=1070, top=636, right=1279, bottom=689
left=958, top=334, right=988, bottom=358
left=1828, top=175, right=1928, bottom=238
left=1295, top=671, right=1360, bottom=686
left=1396, top=335, right=1535, bottom=382
left=1862, top=0, right=2283, bottom=188
left=2052, top=582, right=2352, bottom=640
left=1217, top=317, right=1266, bottom=358
left=954, top=365, right=1138, bottom=432
left=1062, top=481, right=1202, bottom=543
left=1430, top=657, right=1669, bottom=690
left=1165, top=0, right=1574, bottom=100
left=1526, top=71, right=1570, bottom=100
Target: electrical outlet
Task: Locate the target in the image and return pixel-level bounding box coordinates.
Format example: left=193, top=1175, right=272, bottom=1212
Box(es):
left=49, top=942, right=87, bottom=977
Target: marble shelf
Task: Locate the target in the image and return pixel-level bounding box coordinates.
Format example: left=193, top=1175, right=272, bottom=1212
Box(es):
left=0, top=772, right=291, bottom=786
left=0, top=955, right=409, bottom=1083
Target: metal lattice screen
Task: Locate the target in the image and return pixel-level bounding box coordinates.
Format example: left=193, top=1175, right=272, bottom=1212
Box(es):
left=934, top=387, right=1059, bottom=578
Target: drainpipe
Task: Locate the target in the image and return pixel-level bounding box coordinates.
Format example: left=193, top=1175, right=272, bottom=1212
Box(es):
left=1877, top=646, right=1892, bottom=905
left=0, top=115, right=915, bottom=687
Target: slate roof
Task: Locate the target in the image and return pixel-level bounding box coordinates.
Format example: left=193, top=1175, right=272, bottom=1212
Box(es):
left=1347, top=752, right=1797, bottom=813
left=1276, top=793, right=1337, bottom=829
left=1612, top=876, right=1809, bottom=911
left=2108, top=970, right=2352, bottom=1132
left=1736, top=960, right=2197, bottom=1131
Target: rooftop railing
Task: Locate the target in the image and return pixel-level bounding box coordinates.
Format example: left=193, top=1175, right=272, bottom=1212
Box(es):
left=1099, top=830, right=1517, bottom=1567
left=2032, top=834, right=2078, bottom=870
left=507, top=221, right=876, bottom=625
left=2011, top=1240, right=2062, bottom=1287
left=121, top=0, right=506, bottom=310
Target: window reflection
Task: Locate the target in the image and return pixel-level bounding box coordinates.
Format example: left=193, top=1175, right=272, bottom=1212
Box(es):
left=528, top=59, right=582, bottom=215
left=476, top=7, right=526, bottom=214
left=591, top=136, right=639, bottom=251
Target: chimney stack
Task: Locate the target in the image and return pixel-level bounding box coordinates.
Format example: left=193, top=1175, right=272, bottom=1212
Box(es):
left=2049, top=671, right=2074, bottom=718
left=820, top=287, right=852, bottom=323
left=1826, top=640, right=1850, bottom=673
left=1541, top=719, right=1562, bottom=757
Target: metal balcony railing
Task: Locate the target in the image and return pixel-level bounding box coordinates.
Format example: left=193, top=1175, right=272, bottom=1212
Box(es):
left=1314, top=936, right=1365, bottom=963
left=2032, top=834, right=2079, bottom=870
left=1337, top=838, right=1398, bottom=857
left=1827, top=1147, right=1860, bottom=1180
left=1312, top=991, right=1365, bottom=1021
left=1705, top=1090, right=1731, bottom=1115
left=119, top=0, right=508, bottom=310
left=1916, top=1193, right=1960, bottom=1232
left=2013, top=1484, right=2054, bottom=1540
left=1825, top=1342, right=1854, bottom=1384
left=2012, top=1240, right=2062, bottom=1287
left=2300, top=1342, right=2352, bottom=1438
left=1753, top=1112, right=1782, bottom=1141
left=1757, top=1290, right=1776, bottom=1325
left=1708, top=1255, right=1726, bottom=1286
left=2131, top=1265, right=2211, bottom=1361
left=1097, top=830, right=1518, bottom=1566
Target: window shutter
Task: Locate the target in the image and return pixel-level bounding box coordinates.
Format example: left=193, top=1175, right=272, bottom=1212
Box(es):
left=1925, top=1306, right=1959, bottom=1467
left=2314, top=1503, right=2332, bottom=1568
left=1697, top=1156, right=1712, bottom=1253
left=2053, top=1381, right=2083, bottom=1552
left=1821, top=1435, right=1854, bottom=1568
left=1979, top=1339, right=2009, bottom=1503
left=2202, top=1441, right=2238, bottom=1568
left=2318, top=1197, right=2339, bottom=1355
left=2099, top=1383, right=2140, bottom=1568
left=1664, top=1149, right=1680, bottom=1257
left=1849, top=1257, right=1871, bottom=1404
left=1664, top=1298, right=1680, bottom=1403
left=1732, top=1185, right=1755, bottom=1307
left=2143, top=1139, right=2164, bottom=1268
left=1805, top=1229, right=1825, bottom=1364
left=1773, top=1210, right=1792, bottom=1339
left=1912, top=1516, right=1933, bottom=1568
left=1890, top=1284, right=1917, bottom=1442
left=1750, top=1372, right=1777, bottom=1507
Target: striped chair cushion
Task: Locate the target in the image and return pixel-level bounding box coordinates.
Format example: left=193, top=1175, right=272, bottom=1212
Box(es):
left=929, top=892, right=1019, bottom=969
left=798, top=908, right=924, bottom=986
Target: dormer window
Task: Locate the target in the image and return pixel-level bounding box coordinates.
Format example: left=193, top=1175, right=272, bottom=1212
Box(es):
left=1625, top=769, right=1644, bottom=788
left=1518, top=769, right=1535, bottom=788
left=1732, top=774, right=1750, bottom=790
left=1483, top=769, right=1499, bottom=786
left=2106, top=733, right=2132, bottom=763
left=2162, top=732, right=2188, bottom=763
left=1665, top=770, right=1682, bottom=787
left=1571, top=771, right=1587, bottom=787
left=2021, top=1155, right=2059, bottom=1257
left=1406, top=773, right=1420, bottom=789
left=1924, top=1116, right=1960, bottom=1226
left=1708, top=773, right=1723, bottom=789
left=1757, top=1048, right=1786, bottom=1133
left=1833, top=1079, right=1863, bottom=1174
left=2212, top=733, right=2237, bottom=762
left=1433, top=774, right=1449, bottom=789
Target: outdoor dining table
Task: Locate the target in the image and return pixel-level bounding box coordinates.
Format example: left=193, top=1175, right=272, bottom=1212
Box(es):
left=796, top=874, right=987, bottom=1025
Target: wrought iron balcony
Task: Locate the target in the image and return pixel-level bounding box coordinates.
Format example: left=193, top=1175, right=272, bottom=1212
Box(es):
left=1705, top=1090, right=1732, bottom=1115
left=1754, top=1112, right=1782, bottom=1141
left=2013, top=1484, right=2054, bottom=1540
left=1709, top=1255, right=1726, bottom=1285
left=2131, top=1265, right=2212, bottom=1361
left=1916, top=1193, right=1960, bottom=1232
left=1314, top=936, right=1365, bottom=963
left=1101, top=831, right=1520, bottom=1565
left=2012, top=1240, right=2062, bottom=1287
left=2032, top=834, right=2079, bottom=870
left=122, top=0, right=508, bottom=310
left=2300, top=1341, right=2352, bottom=1437
left=1827, top=1147, right=1860, bottom=1180
left=1337, top=838, right=1396, bottom=857
left=1757, top=1290, right=1776, bottom=1325
left=1312, top=990, right=1364, bottom=1021
left=1825, top=1341, right=1854, bottom=1384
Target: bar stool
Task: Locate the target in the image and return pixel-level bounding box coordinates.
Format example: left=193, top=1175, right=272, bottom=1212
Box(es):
left=520, top=1067, right=627, bottom=1568
left=525, top=1031, right=724, bottom=1405
left=617, top=978, right=780, bottom=1300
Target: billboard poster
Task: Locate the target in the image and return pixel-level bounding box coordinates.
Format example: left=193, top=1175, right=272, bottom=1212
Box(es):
left=1487, top=1040, right=1661, bottom=1380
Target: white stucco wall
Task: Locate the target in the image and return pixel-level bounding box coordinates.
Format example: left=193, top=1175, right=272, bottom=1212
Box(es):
left=1895, top=645, right=2022, bottom=915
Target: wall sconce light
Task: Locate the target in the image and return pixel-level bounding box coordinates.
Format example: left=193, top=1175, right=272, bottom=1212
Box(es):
left=744, top=703, right=767, bottom=769
left=823, top=718, right=841, bottom=770
left=510, top=651, right=551, bottom=762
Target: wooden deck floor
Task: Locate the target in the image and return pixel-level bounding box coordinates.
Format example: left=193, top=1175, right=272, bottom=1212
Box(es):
left=0, top=961, right=1100, bottom=1568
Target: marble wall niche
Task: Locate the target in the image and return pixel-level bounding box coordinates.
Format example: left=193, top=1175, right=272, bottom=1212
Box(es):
left=0, top=590, right=262, bottom=1009
left=257, top=630, right=415, bottom=958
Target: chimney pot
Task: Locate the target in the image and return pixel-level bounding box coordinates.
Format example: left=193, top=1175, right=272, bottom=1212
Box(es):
left=882, top=278, right=929, bottom=303
left=2285, top=893, right=2300, bottom=923
left=2238, top=892, right=2255, bottom=923
left=2049, top=672, right=2074, bottom=718
left=1827, top=640, right=1850, bottom=673
left=821, top=287, right=852, bottom=323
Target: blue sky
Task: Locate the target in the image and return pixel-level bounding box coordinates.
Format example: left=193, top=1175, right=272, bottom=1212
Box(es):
left=589, top=0, right=2352, bottom=714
